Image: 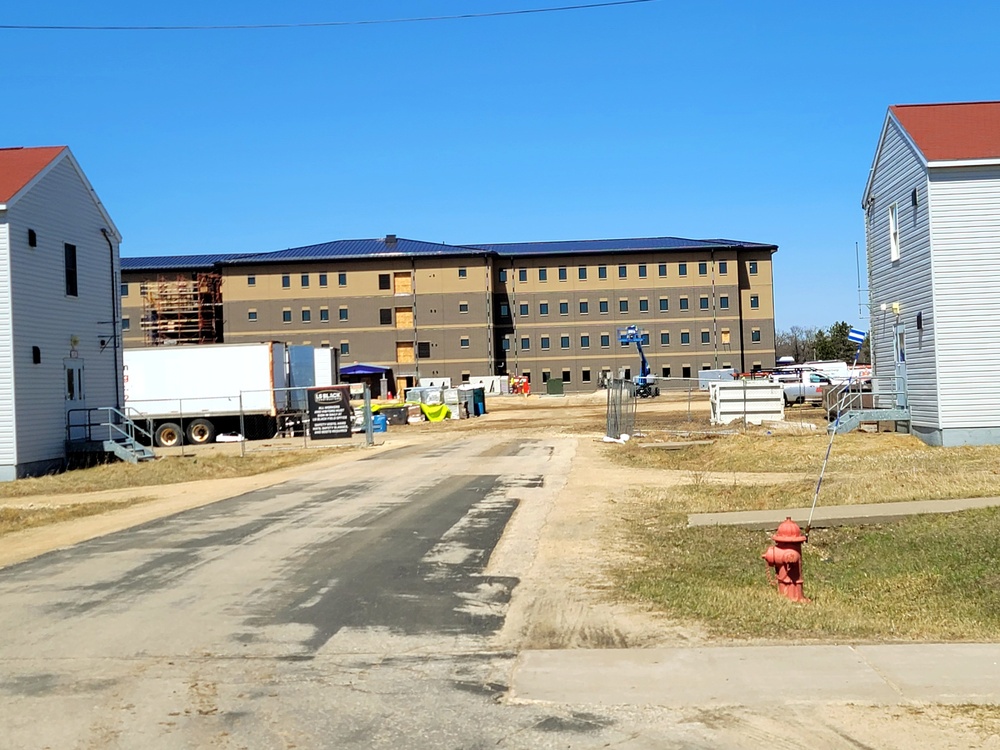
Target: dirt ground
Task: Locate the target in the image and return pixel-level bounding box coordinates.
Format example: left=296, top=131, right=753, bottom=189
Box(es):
left=5, top=392, right=1000, bottom=745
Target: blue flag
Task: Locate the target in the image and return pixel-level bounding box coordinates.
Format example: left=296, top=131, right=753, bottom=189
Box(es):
left=847, top=327, right=867, bottom=344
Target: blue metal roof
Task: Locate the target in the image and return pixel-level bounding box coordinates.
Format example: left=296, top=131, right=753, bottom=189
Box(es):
left=218, top=237, right=488, bottom=265
left=120, top=235, right=777, bottom=272
left=472, top=236, right=778, bottom=257
left=120, top=253, right=249, bottom=272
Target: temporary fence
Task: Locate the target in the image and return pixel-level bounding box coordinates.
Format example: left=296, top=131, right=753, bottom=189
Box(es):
left=605, top=379, right=637, bottom=439
left=124, top=385, right=376, bottom=457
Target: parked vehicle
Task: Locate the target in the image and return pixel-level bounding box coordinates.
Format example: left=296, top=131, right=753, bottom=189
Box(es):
left=770, top=369, right=832, bottom=406
left=124, top=343, right=337, bottom=447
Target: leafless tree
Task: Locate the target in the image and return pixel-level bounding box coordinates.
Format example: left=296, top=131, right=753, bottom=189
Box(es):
left=774, top=326, right=818, bottom=363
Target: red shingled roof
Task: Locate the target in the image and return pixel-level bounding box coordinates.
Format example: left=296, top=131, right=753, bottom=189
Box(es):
left=891, top=102, right=1000, bottom=162
left=0, top=146, right=66, bottom=203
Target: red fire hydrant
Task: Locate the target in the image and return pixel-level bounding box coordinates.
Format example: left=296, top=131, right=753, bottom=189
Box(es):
left=762, top=517, right=809, bottom=602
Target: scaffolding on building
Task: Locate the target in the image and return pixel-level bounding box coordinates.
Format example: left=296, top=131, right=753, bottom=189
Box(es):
left=140, top=273, right=223, bottom=346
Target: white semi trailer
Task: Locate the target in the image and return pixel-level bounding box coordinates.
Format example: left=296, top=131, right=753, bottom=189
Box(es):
left=124, top=342, right=337, bottom=447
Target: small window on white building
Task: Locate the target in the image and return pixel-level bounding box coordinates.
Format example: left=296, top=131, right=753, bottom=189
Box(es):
left=889, top=203, right=900, bottom=261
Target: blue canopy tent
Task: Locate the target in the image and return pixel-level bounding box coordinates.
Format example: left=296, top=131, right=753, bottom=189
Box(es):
left=339, top=363, right=394, bottom=398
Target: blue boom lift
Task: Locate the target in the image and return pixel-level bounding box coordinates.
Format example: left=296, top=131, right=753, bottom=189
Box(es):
left=618, top=325, right=659, bottom=398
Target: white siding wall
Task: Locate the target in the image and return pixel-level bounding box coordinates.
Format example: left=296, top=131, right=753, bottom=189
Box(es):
left=0, top=220, right=16, bottom=473
left=928, top=165, right=1000, bottom=428
left=865, top=120, right=937, bottom=427
left=7, top=157, right=121, bottom=469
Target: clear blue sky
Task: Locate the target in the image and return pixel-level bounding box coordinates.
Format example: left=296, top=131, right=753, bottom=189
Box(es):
left=4, top=1, right=998, bottom=330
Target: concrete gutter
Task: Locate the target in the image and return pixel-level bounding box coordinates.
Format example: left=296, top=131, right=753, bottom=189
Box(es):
left=687, top=496, right=1000, bottom=530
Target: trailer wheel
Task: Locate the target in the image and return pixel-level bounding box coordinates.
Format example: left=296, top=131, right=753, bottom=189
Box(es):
left=186, top=418, right=216, bottom=445
left=154, top=422, right=183, bottom=448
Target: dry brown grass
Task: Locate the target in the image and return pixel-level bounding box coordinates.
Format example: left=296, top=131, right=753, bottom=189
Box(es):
left=0, top=498, right=155, bottom=537
left=613, top=429, right=1000, bottom=510
left=0, top=449, right=339, bottom=499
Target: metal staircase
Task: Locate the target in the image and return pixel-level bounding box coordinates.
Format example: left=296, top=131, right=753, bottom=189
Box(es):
left=67, top=407, right=156, bottom=464
left=825, top=377, right=910, bottom=435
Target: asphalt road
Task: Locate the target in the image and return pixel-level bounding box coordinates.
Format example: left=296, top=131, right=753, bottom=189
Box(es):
left=0, top=434, right=648, bottom=749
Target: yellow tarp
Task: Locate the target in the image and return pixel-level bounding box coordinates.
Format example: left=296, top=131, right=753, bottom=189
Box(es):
left=420, top=403, right=451, bottom=422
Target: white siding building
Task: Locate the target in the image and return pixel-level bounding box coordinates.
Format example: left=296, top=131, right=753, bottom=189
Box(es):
left=863, top=101, right=1000, bottom=446
left=0, top=146, right=123, bottom=479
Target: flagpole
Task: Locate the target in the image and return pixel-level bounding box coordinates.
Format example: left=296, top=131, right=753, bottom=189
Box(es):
left=806, top=329, right=866, bottom=534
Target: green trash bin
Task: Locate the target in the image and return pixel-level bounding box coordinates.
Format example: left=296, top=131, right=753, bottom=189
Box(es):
left=546, top=378, right=564, bottom=396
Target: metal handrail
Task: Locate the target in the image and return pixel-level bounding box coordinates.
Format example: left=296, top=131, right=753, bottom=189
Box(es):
left=66, top=406, right=154, bottom=445
left=826, top=376, right=908, bottom=417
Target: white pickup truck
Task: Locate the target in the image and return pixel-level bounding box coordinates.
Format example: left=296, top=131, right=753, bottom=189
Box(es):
left=770, top=370, right=832, bottom=406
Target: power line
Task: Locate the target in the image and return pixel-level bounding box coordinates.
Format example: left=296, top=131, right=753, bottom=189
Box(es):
left=0, top=1, right=657, bottom=31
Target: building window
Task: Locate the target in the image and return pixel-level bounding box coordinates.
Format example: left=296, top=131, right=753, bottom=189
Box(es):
left=678, top=262, right=687, bottom=277
left=282, top=274, right=290, bottom=289
left=721, top=329, right=731, bottom=345
left=339, top=307, right=348, bottom=321
left=518, top=268, right=527, bottom=282
left=659, top=298, right=669, bottom=312
left=459, top=301, right=469, bottom=313
left=658, top=263, right=667, bottom=278
left=521, top=336, right=530, bottom=351
left=579, top=267, right=587, bottom=280
left=28, top=229, right=37, bottom=247
left=539, top=268, right=548, bottom=282
left=517, top=303, right=528, bottom=317
left=247, top=275, right=256, bottom=286
left=541, top=336, right=551, bottom=350
left=638, top=264, right=647, bottom=278
left=248, top=309, right=257, bottom=322
left=700, top=296, right=709, bottom=310
left=679, top=297, right=689, bottom=310
left=502, top=338, right=511, bottom=351
left=701, top=330, right=710, bottom=344
left=662, top=365, right=671, bottom=378
left=598, top=265, right=607, bottom=280
left=559, top=301, right=569, bottom=315
left=379, top=308, right=392, bottom=325
left=122, top=316, right=131, bottom=331
left=639, top=298, right=649, bottom=313
left=499, top=269, right=507, bottom=283
left=459, top=267, right=468, bottom=278
left=579, top=300, right=589, bottom=314
left=558, top=266, right=568, bottom=281
left=641, top=332, right=650, bottom=345
left=379, top=273, right=391, bottom=290
left=599, top=300, right=609, bottom=314
left=619, top=299, right=629, bottom=313
left=418, top=342, right=431, bottom=359
left=601, top=334, right=610, bottom=348
left=582, top=369, right=591, bottom=383
left=749, top=261, right=758, bottom=275
left=719, top=295, right=729, bottom=309
left=560, top=335, right=570, bottom=349
left=338, top=272, right=347, bottom=287
left=682, top=365, right=692, bottom=378
left=282, top=309, right=292, bottom=323
left=750, top=295, right=759, bottom=309
left=120, top=282, right=129, bottom=297
left=698, top=262, right=708, bottom=276
left=542, top=370, right=551, bottom=383
left=580, top=334, right=590, bottom=348
left=751, top=328, right=761, bottom=343
left=319, top=273, right=328, bottom=287
left=889, top=203, right=900, bottom=261
left=340, top=342, right=350, bottom=355
left=302, top=308, right=312, bottom=323
left=618, top=264, right=627, bottom=279
left=500, top=303, right=510, bottom=318
left=539, top=302, right=549, bottom=316
left=301, top=274, right=310, bottom=288
left=320, top=307, right=329, bottom=321
left=64, top=243, right=78, bottom=297
left=562, top=370, right=572, bottom=383
left=681, top=331, right=690, bottom=345
left=718, top=261, right=728, bottom=274
left=660, top=332, right=670, bottom=345
left=460, top=336, right=470, bottom=348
